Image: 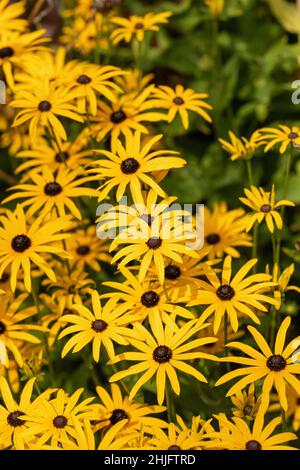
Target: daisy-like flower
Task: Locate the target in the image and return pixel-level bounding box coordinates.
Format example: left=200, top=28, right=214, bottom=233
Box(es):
left=67, top=225, right=111, bottom=272
left=205, top=0, right=224, bottom=16
left=240, top=185, right=295, bottom=233
left=0, top=0, right=27, bottom=33
left=23, top=388, right=94, bottom=447
left=3, top=166, right=98, bottom=220
left=93, top=383, right=167, bottom=433
left=149, top=85, right=212, bottom=129
left=0, top=30, right=48, bottom=88
left=215, top=316, right=300, bottom=411
left=58, top=290, right=138, bottom=362
left=11, top=81, right=84, bottom=141
left=88, top=130, right=185, bottom=205
left=0, top=205, right=71, bottom=292
left=0, top=293, right=44, bottom=367
left=219, top=130, right=264, bottom=161
left=148, top=422, right=211, bottom=450
left=211, top=410, right=297, bottom=450
left=90, top=86, right=166, bottom=145
left=188, top=256, right=277, bottom=333
left=202, top=202, right=252, bottom=259
left=115, top=68, right=154, bottom=95
left=269, top=263, right=300, bottom=310
left=230, top=384, right=261, bottom=421
left=65, top=63, right=124, bottom=116
left=258, top=125, right=300, bottom=153
left=110, top=12, right=172, bottom=44
left=101, top=265, right=194, bottom=329
left=109, top=316, right=217, bottom=405
left=269, top=385, right=300, bottom=431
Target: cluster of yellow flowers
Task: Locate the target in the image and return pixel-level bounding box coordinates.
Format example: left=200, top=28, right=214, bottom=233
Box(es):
left=0, top=0, right=300, bottom=451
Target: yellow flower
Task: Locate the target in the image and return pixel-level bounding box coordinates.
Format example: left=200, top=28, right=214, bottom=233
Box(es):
left=148, top=422, right=210, bottom=450
left=150, top=84, right=212, bottom=129
left=0, top=0, right=27, bottom=33
left=269, top=384, right=300, bottom=431
left=0, top=205, right=71, bottom=292
left=110, top=12, right=172, bottom=44
left=59, top=290, right=138, bottom=362
left=115, top=68, right=154, bottom=94
left=109, top=316, right=217, bottom=405
left=188, top=256, right=276, bottom=333
left=240, top=185, right=295, bottom=233
left=216, top=316, right=300, bottom=411
left=204, top=0, right=224, bottom=16
left=231, top=384, right=261, bottom=420
left=219, top=130, right=264, bottom=161
left=3, top=166, right=98, bottom=220
left=269, top=263, right=300, bottom=310
left=258, top=124, right=300, bottom=153
left=89, top=130, right=185, bottom=205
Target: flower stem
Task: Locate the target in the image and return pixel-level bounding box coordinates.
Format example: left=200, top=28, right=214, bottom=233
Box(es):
left=246, top=159, right=254, bottom=186
left=166, top=383, right=175, bottom=423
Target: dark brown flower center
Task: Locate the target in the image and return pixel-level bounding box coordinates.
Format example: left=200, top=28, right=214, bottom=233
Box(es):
left=173, top=97, right=184, bottom=105
left=63, top=308, right=73, bottom=315
left=68, top=285, right=76, bottom=294
left=206, top=233, right=220, bottom=245
left=121, top=158, right=140, bottom=174
left=135, top=22, right=144, bottom=30
left=110, top=408, right=128, bottom=425
left=165, top=265, right=181, bottom=280
left=216, top=284, right=235, bottom=300
left=93, top=0, right=121, bottom=12
left=44, top=181, right=63, bottom=196
left=168, top=445, right=181, bottom=450
left=7, top=411, right=24, bottom=427
left=243, top=405, right=253, bottom=416
left=38, top=100, right=52, bottom=112
left=110, top=110, right=127, bottom=124
left=153, top=345, right=172, bottom=363
left=147, top=237, right=162, bottom=249
left=11, top=234, right=31, bottom=253
left=91, top=319, right=108, bottom=332
left=260, top=204, right=271, bottom=213
left=266, top=354, right=286, bottom=371
left=53, top=415, right=68, bottom=428
left=77, top=74, right=92, bottom=85
left=141, top=291, right=160, bottom=307
left=76, top=245, right=90, bottom=256
left=0, top=272, right=9, bottom=283
left=245, top=440, right=262, bottom=450
left=288, top=132, right=299, bottom=140
left=0, top=321, right=6, bottom=334
left=55, top=151, right=69, bottom=163
left=297, top=397, right=300, bottom=405
left=0, top=47, right=14, bottom=59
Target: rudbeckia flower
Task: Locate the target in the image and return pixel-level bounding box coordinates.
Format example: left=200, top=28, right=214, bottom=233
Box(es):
left=110, top=12, right=172, bottom=44
left=268, top=263, right=300, bottom=310
left=0, top=0, right=27, bottom=33
left=240, top=185, right=295, bottom=233
left=188, top=256, right=277, bottom=333
left=149, top=84, right=212, bottom=129
left=230, top=384, right=261, bottom=420
left=219, top=130, right=264, bottom=161
left=269, top=384, right=300, bottom=431
left=258, top=124, right=300, bottom=153
left=89, top=130, right=185, bottom=205
left=109, top=316, right=217, bottom=405
left=216, top=316, right=300, bottom=411
left=148, top=422, right=211, bottom=450
left=0, top=205, right=72, bottom=292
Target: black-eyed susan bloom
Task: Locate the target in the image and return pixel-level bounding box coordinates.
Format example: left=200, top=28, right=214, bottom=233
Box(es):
left=240, top=185, right=295, bottom=233
left=0, top=0, right=27, bottom=33
left=148, top=422, right=211, bottom=450
left=58, top=290, right=138, bottom=362
left=216, top=316, right=300, bottom=411
left=188, top=256, right=276, bottom=333
left=219, top=130, right=264, bottom=161
left=109, top=317, right=217, bottom=405
left=89, top=130, right=185, bottom=205
left=110, top=12, right=172, bottom=44
left=150, top=85, right=212, bottom=129
left=0, top=205, right=71, bottom=292
left=258, top=125, right=300, bottom=153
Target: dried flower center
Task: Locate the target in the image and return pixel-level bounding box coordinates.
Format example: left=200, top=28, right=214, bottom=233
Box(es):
left=216, top=284, right=235, bottom=300
left=53, top=415, right=68, bottom=428
left=173, top=96, right=184, bottom=105
left=0, top=272, right=9, bottom=283
left=55, top=151, right=69, bottom=163
left=168, top=445, right=181, bottom=450
left=0, top=321, right=6, bottom=334
left=93, top=0, right=121, bottom=12
left=260, top=204, right=271, bottom=213
left=135, top=22, right=144, bottom=30
left=11, top=234, right=31, bottom=253
left=288, top=132, right=299, bottom=140
left=243, top=405, right=253, bottom=416
left=7, top=411, right=24, bottom=427
left=110, top=408, right=128, bottom=425
left=141, top=290, right=160, bottom=307
left=38, top=100, right=52, bottom=112
left=266, top=354, right=286, bottom=371
left=165, top=265, right=181, bottom=280
left=77, top=74, right=92, bottom=85
left=206, top=233, right=220, bottom=245
left=121, top=158, right=140, bottom=174
left=245, top=440, right=262, bottom=450
left=153, top=345, right=172, bottom=363
left=147, top=237, right=162, bottom=249
left=91, top=319, right=108, bottom=332
left=68, top=285, right=76, bottom=294
left=44, top=181, right=63, bottom=196
left=0, top=46, right=14, bottom=58
left=76, top=245, right=91, bottom=256
left=110, top=110, right=127, bottom=124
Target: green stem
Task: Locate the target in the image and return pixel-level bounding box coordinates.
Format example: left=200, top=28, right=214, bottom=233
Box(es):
left=246, top=159, right=254, bottom=186
left=166, top=383, right=175, bottom=423
left=224, top=313, right=230, bottom=372
left=0, top=169, right=17, bottom=185
left=252, top=223, right=259, bottom=273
